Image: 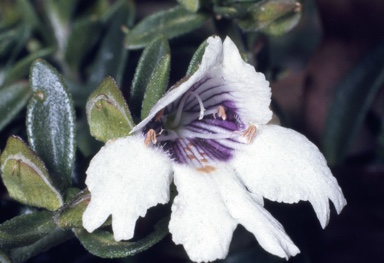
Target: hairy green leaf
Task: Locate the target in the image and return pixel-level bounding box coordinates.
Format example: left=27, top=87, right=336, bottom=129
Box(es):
left=178, top=0, right=205, bottom=12
left=0, top=211, right=56, bottom=249
left=236, top=0, right=302, bottom=35
left=125, top=6, right=209, bottom=50
left=0, top=136, right=63, bottom=210
left=86, top=77, right=134, bottom=142
left=8, top=227, right=73, bottom=263
left=186, top=38, right=209, bottom=75
left=141, top=54, right=171, bottom=120
left=88, top=0, right=134, bottom=88
left=130, top=35, right=170, bottom=117
left=27, top=59, right=76, bottom=191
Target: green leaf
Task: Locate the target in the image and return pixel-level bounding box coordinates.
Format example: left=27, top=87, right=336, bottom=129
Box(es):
left=43, top=0, right=77, bottom=55
left=27, top=59, right=76, bottom=191
left=86, top=77, right=134, bottom=142
left=3, top=25, right=31, bottom=71
left=8, top=227, right=73, bottom=263
left=54, top=189, right=90, bottom=229
left=141, top=54, right=171, bottom=120
left=130, top=35, right=170, bottom=117
left=323, top=42, right=384, bottom=165
left=213, top=6, right=244, bottom=19
left=3, top=47, right=55, bottom=86
left=0, top=211, right=56, bottom=249
left=75, top=217, right=169, bottom=258
left=0, top=82, right=31, bottom=132
left=65, top=17, right=102, bottom=73
left=125, top=6, right=209, bottom=50
left=186, top=38, right=209, bottom=75
left=17, top=0, right=40, bottom=30
left=236, top=0, right=302, bottom=35
left=87, top=0, right=134, bottom=88
left=0, top=136, right=63, bottom=210
left=178, top=0, right=206, bottom=12
left=0, top=30, right=18, bottom=56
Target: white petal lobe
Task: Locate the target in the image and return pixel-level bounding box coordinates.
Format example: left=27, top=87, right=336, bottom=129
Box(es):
left=169, top=164, right=237, bottom=263
left=82, top=135, right=173, bottom=241
left=231, top=124, right=347, bottom=228
left=213, top=167, right=300, bottom=259
left=222, top=37, right=272, bottom=125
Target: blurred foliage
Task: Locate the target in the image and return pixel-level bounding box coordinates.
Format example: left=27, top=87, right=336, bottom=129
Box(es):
left=0, top=0, right=382, bottom=262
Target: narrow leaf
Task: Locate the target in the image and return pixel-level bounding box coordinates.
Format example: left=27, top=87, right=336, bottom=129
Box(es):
left=43, top=0, right=77, bottom=55
left=178, top=0, right=205, bottom=12
left=125, top=6, right=209, bottom=50
left=236, top=0, right=302, bottom=35
left=3, top=47, right=54, bottom=86
left=0, top=211, right=56, bottom=249
left=323, top=42, right=384, bottom=165
left=17, top=0, right=40, bottom=30
left=0, top=82, right=31, bottom=132
left=75, top=218, right=169, bottom=258
left=141, top=54, right=171, bottom=120
left=0, top=136, right=63, bottom=210
left=8, top=227, right=73, bottom=263
left=86, top=76, right=134, bottom=142
left=186, top=38, right=209, bottom=75
left=27, top=59, right=76, bottom=190
left=65, top=17, right=102, bottom=73
left=88, top=0, right=134, bottom=88
left=130, top=35, right=170, bottom=117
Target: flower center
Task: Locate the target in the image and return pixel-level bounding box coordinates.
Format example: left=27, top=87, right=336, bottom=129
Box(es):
left=142, top=77, right=256, bottom=172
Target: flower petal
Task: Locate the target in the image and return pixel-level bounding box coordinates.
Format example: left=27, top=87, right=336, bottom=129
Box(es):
left=131, top=36, right=273, bottom=134
left=131, top=36, right=223, bottom=133
left=231, top=124, right=347, bottom=228
left=221, top=37, right=272, bottom=125
left=82, top=135, right=173, bottom=241
left=213, top=167, right=300, bottom=259
left=169, top=164, right=237, bottom=262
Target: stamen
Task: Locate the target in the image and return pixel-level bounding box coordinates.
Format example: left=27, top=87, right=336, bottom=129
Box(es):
left=144, top=129, right=157, bottom=146
left=171, top=91, right=206, bottom=128
left=177, top=128, right=237, bottom=140
left=242, top=125, right=257, bottom=143
left=216, top=106, right=227, bottom=120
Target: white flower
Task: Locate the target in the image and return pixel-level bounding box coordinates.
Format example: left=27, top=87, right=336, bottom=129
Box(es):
left=82, top=36, right=346, bottom=262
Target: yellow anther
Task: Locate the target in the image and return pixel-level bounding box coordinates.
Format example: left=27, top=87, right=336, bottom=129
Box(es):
left=242, top=125, right=257, bottom=143
left=217, top=106, right=227, bottom=120
left=144, top=129, right=157, bottom=146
